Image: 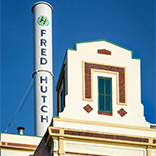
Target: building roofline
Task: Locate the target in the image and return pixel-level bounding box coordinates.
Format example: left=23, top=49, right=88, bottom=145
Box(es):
left=0, top=132, right=42, bottom=138
left=68, top=39, right=140, bottom=60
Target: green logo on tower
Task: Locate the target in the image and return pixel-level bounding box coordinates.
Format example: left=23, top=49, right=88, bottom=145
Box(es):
left=37, top=15, right=49, bottom=26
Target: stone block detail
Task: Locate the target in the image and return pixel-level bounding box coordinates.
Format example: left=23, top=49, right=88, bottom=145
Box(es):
left=97, top=49, right=111, bottom=55
left=117, top=108, right=127, bottom=117
left=83, top=104, right=93, bottom=113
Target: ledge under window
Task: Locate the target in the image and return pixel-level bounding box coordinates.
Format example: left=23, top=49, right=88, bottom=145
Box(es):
left=98, top=111, right=112, bottom=116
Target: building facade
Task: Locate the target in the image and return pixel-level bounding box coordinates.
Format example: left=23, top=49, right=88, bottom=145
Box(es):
left=0, top=133, right=41, bottom=156
left=34, top=40, right=156, bottom=156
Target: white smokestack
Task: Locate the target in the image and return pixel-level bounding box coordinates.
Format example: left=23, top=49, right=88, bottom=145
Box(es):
left=32, top=2, right=53, bottom=136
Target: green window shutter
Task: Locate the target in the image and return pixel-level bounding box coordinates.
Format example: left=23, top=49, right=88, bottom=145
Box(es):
left=98, top=77, right=112, bottom=114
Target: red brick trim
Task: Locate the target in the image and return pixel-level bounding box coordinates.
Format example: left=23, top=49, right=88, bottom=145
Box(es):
left=0, top=142, right=37, bottom=150
left=1, top=141, right=38, bottom=151
left=98, top=111, right=112, bottom=116
left=1, top=142, right=6, bottom=145
left=98, top=49, right=111, bottom=55
left=64, top=130, right=148, bottom=143
left=53, top=150, right=57, bottom=154
left=84, top=62, right=126, bottom=104
left=51, top=129, right=60, bottom=134
left=7, top=142, right=37, bottom=149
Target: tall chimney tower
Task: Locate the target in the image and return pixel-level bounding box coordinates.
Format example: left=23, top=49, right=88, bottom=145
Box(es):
left=32, top=2, right=53, bottom=136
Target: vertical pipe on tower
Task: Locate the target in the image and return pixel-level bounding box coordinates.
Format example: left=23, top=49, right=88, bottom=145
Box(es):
left=32, top=2, right=53, bottom=136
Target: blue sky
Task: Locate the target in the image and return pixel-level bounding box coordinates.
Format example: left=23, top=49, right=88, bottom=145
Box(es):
left=1, top=0, right=155, bottom=136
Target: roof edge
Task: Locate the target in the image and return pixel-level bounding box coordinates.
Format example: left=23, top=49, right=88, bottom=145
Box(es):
left=0, top=132, right=42, bottom=138
left=67, top=39, right=140, bottom=60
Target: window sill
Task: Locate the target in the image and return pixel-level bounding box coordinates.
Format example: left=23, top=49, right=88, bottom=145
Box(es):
left=98, top=111, right=112, bottom=116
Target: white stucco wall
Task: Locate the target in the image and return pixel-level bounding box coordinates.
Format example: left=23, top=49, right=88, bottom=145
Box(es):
left=0, top=133, right=41, bottom=156
left=58, top=40, right=149, bottom=128
left=64, top=140, right=146, bottom=156
left=0, top=133, right=41, bottom=145
left=1, top=150, right=34, bottom=156
left=53, top=120, right=156, bottom=138
left=152, top=150, right=156, bottom=156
